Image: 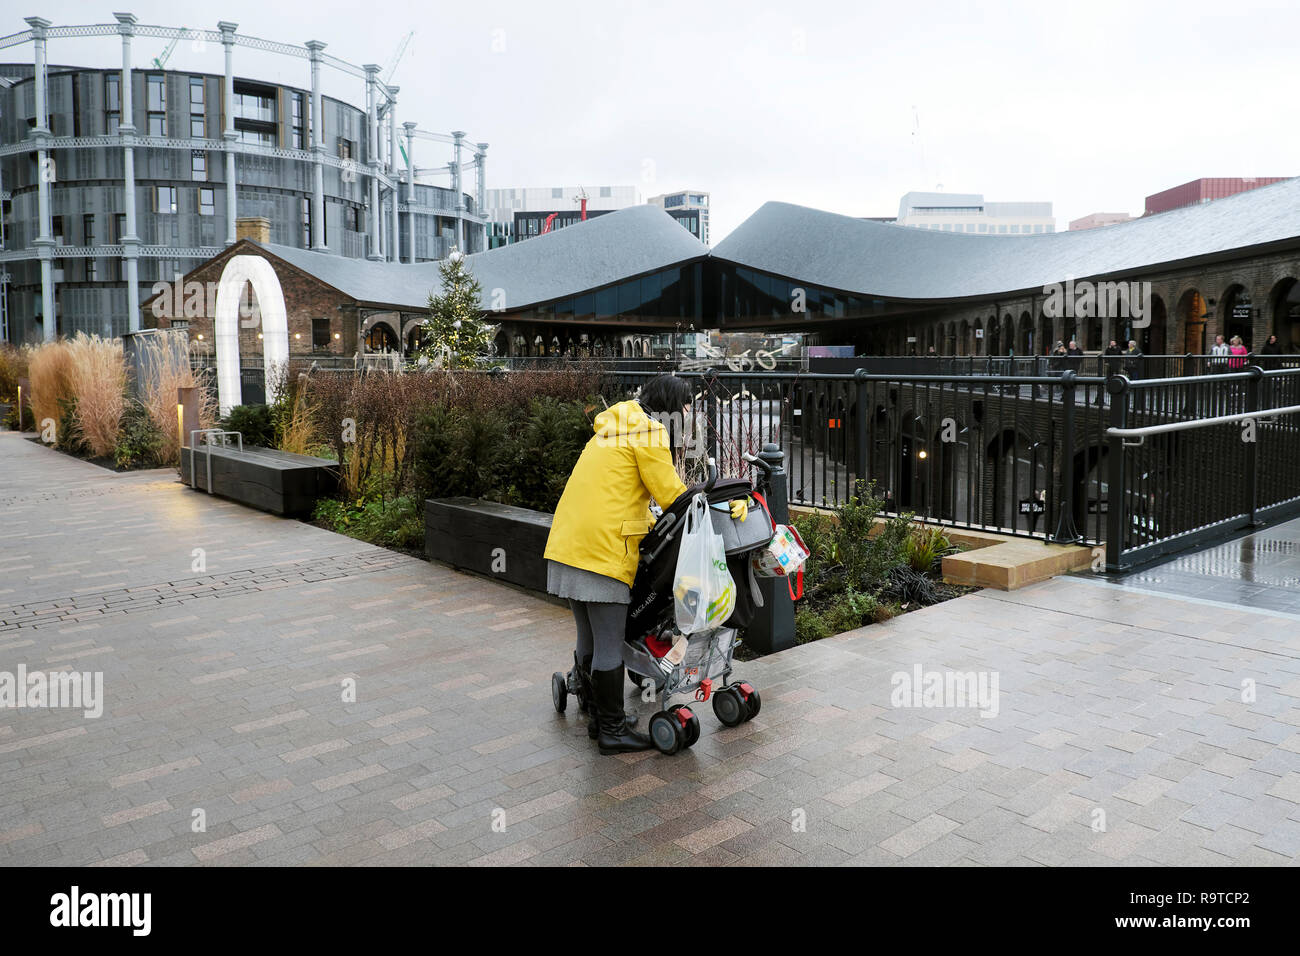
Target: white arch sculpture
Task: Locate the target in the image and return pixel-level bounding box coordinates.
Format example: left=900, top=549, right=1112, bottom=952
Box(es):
left=213, top=255, right=289, bottom=415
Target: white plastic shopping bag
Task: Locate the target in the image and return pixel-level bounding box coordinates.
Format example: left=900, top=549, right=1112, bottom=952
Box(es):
left=673, top=493, right=737, bottom=634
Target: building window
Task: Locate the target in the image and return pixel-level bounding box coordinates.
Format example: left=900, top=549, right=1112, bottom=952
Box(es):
left=191, top=150, right=206, bottom=181
left=237, top=128, right=275, bottom=146
left=302, top=197, right=312, bottom=247
left=155, top=186, right=177, bottom=214
left=84, top=214, right=97, bottom=280
left=199, top=188, right=215, bottom=216
left=105, top=74, right=120, bottom=134
left=344, top=206, right=359, bottom=231
left=232, top=90, right=275, bottom=122
left=312, top=318, right=331, bottom=351
left=552, top=187, right=563, bottom=199
left=338, top=138, right=353, bottom=160
left=599, top=186, right=611, bottom=198
left=998, top=225, right=1008, bottom=234
left=189, top=77, right=204, bottom=138
left=147, top=75, right=166, bottom=136
left=978, top=223, right=988, bottom=233
left=290, top=92, right=305, bottom=149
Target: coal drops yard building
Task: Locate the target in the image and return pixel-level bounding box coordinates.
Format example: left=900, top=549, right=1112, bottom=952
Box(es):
left=147, top=176, right=1300, bottom=363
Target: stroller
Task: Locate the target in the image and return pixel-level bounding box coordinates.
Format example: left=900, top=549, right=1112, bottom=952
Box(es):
left=551, top=453, right=780, bottom=755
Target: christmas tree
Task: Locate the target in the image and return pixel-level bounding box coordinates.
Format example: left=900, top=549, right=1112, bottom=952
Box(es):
left=421, top=250, right=494, bottom=369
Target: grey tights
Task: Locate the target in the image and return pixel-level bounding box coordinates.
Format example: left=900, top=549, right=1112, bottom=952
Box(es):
left=570, top=600, right=628, bottom=672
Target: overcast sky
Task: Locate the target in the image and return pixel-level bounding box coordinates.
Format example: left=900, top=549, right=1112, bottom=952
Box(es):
left=22, top=0, right=1299, bottom=242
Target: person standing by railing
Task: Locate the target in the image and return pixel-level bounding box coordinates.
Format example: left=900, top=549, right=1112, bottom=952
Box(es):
left=1228, top=335, right=1248, bottom=370
left=1211, top=333, right=1231, bottom=373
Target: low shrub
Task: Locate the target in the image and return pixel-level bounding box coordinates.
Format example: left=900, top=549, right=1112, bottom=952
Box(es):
left=313, top=493, right=424, bottom=552
left=791, top=482, right=927, bottom=643
left=903, top=524, right=957, bottom=573
left=221, top=404, right=276, bottom=447
left=115, top=402, right=166, bottom=470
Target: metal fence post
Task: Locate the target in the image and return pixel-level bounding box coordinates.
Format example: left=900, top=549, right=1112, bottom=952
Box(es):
left=1049, top=370, right=1081, bottom=544
left=853, top=369, right=868, bottom=489
left=746, top=442, right=795, bottom=655
left=1104, top=374, right=1129, bottom=570
left=1245, top=365, right=1262, bottom=527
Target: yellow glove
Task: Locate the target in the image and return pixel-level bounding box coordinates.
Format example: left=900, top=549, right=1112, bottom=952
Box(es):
left=729, top=499, right=748, bottom=522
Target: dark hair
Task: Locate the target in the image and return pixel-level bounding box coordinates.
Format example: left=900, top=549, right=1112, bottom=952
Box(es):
left=636, top=374, right=693, bottom=415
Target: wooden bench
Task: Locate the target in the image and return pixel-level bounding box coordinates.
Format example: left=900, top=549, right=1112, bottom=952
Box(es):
left=180, top=444, right=338, bottom=517
left=425, top=497, right=552, bottom=592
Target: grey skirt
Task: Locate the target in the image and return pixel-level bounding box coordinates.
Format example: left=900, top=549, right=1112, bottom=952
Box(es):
left=546, top=560, right=630, bottom=605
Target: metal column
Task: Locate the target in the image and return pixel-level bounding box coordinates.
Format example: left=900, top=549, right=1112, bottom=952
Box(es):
left=475, top=142, right=487, bottom=224
left=403, top=122, right=415, bottom=263
left=306, top=40, right=328, bottom=250
left=364, top=65, right=381, bottom=260
left=219, top=21, right=238, bottom=246
left=26, top=17, right=55, bottom=341
left=387, top=86, right=399, bottom=262
left=114, top=13, right=141, bottom=331
left=451, top=131, right=465, bottom=252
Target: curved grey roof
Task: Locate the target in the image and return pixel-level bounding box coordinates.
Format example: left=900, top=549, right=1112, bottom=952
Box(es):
left=712, top=176, right=1300, bottom=301
left=263, top=203, right=707, bottom=312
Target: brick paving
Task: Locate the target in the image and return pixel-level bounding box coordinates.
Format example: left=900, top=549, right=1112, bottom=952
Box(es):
left=1, top=431, right=1298, bottom=866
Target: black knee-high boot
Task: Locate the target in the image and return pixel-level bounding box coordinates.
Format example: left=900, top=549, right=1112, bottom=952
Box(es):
left=580, top=655, right=637, bottom=740
left=591, top=666, right=652, bottom=755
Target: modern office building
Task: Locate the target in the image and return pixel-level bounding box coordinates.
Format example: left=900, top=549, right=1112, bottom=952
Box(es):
left=483, top=185, right=639, bottom=244
left=1069, top=212, right=1133, bottom=231
left=0, top=13, right=489, bottom=346
left=1144, top=177, right=1290, bottom=216
left=896, top=191, right=1055, bottom=235
left=648, top=190, right=710, bottom=245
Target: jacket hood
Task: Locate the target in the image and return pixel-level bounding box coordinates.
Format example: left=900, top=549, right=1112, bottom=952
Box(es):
left=593, top=399, right=665, bottom=439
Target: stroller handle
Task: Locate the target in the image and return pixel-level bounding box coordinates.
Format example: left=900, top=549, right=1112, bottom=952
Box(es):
left=704, top=457, right=718, bottom=491
left=742, top=451, right=773, bottom=478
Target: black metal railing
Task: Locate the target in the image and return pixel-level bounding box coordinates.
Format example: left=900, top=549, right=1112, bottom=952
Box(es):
left=848, top=353, right=1300, bottom=380
left=1103, top=364, right=1300, bottom=570
left=605, top=367, right=1111, bottom=544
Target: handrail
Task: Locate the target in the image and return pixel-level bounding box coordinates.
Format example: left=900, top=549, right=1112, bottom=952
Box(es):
left=1106, top=404, right=1300, bottom=446
left=189, top=429, right=244, bottom=492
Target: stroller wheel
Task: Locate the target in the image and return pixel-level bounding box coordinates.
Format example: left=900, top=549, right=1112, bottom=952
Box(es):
left=551, top=672, right=568, bottom=713
left=712, top=687, right=746, bottom=728
left=648, top=711, right=683, bottom=755
left=669, top=704, right=700, bottom=748
left=745, top=688, right=761, bottom=720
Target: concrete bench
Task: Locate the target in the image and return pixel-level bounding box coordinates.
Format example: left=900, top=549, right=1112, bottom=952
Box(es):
left=181, top=444, right=338, bottom=517
left=425, top=497, right=552, bottom=592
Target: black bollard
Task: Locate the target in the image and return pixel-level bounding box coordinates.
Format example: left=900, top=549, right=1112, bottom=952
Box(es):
left=747, top=442, right=796, bottom=655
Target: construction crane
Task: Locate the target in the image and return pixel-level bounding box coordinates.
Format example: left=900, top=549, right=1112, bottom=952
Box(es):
left=385, top=32, right=414, bottom=85
left=152, top=30, right=186, bottom=70
left=574, top=186, right=589, bottom=221
left=388, top=32, right=415, bottom=165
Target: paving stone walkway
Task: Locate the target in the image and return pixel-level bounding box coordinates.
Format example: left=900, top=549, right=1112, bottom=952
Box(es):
left=1, top=432, right=1298, bottom=866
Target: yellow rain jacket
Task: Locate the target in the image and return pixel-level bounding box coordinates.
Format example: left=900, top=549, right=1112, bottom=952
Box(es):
left=544, top=400, right=688, bottom=587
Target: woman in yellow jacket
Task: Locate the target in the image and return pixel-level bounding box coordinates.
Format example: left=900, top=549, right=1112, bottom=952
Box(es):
left=545, top=374, right=691, bottom=754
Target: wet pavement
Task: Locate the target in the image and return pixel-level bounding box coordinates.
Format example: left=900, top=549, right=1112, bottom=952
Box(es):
left=1104, top=518, right=1300, bottom=618
left=3, top=432, right=1299, bottom=866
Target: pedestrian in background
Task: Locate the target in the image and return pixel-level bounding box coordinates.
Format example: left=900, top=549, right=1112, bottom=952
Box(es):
left=1228, top=335, right=1248, bottom=370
